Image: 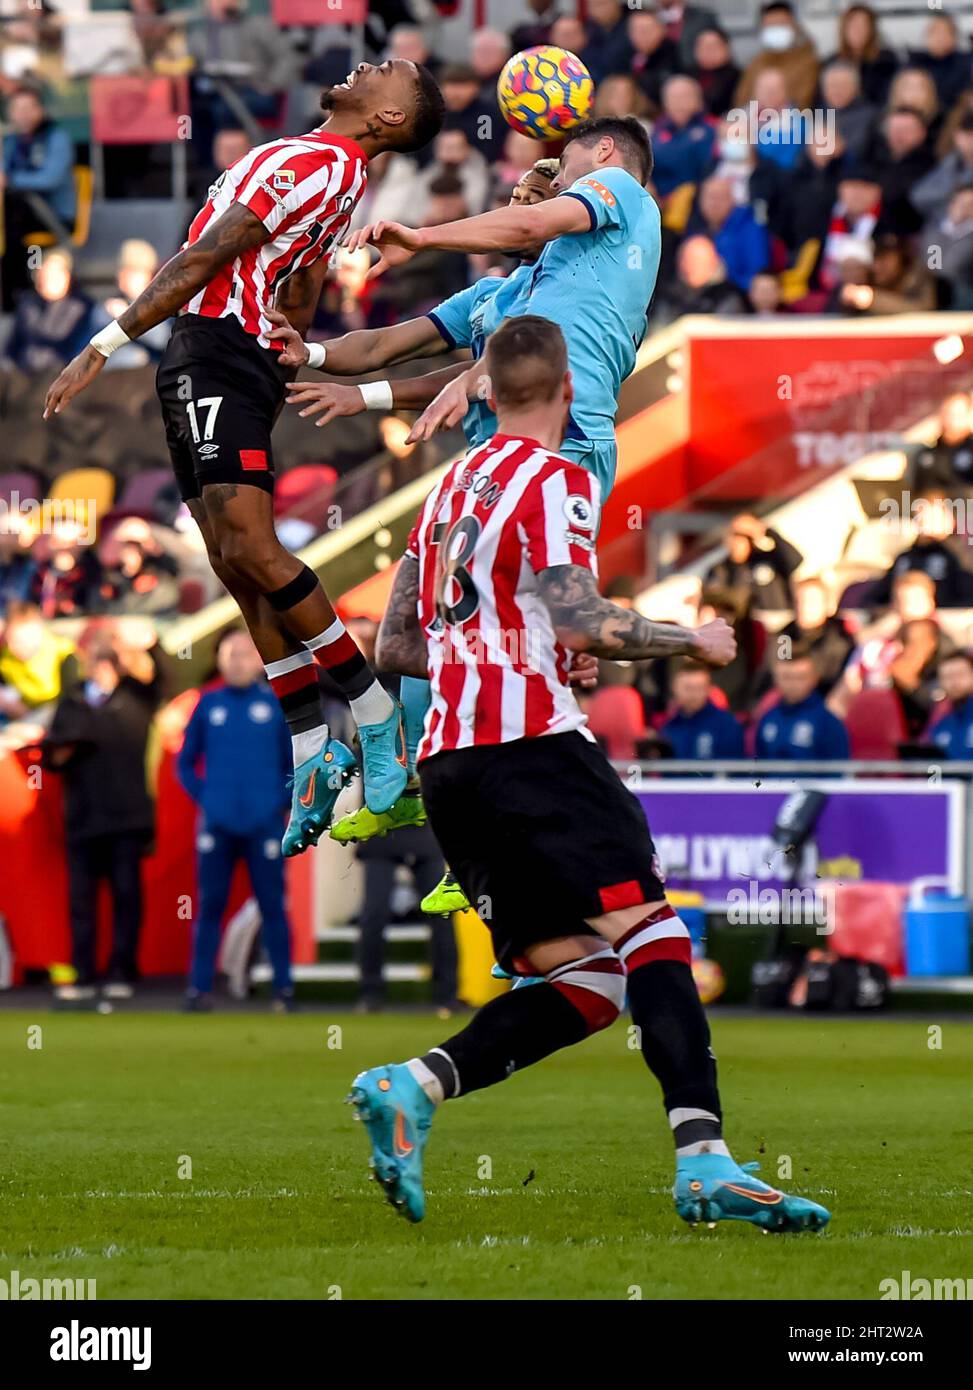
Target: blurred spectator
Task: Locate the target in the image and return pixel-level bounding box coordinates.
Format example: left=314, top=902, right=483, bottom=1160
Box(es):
left=0, top=600, right=78, bottom=719
left=190, top=125, right=253, bottom=200
left=594, top=74, right=651, bottom=129
left=549, top=15, right=590, bottom=60
left=580, top=0, right=633, bottom=85
left=869, top=487, right=973, bottom=609
left=131, top=0, right=193, bottom=76
left=177, top=630, right=293, bottom=1012
left=747, top=271, right=783, bottom=316
left=735, top=2, right=819, bottom=112
left=929, top=651, right=973, bottom=758
left=186, top=0, right=299, bottom=153
left=655, top=234, right=746, bottom=322
left=471, top=26, right=511, bottom=92
left=1, top=86, right=75, bottom=309
left=776, top=577, right=854, bottom=692
left=375, top=170, right=470, bottom=314
left=0, top=528, right=39, bottom=613
left=817, top=167, right=882, bottom=293
left=88, top=240, right=170, bottom=371
left=415, top=127, right=491, bottom=217
left=626, top=9, right=680, bottom=112
left=689, top=25, right=740, bottom=119
left=386, top=23, right=435, bottom=76
left=659, top=0, right=719, bottom=69
left=909, top=392, right=973, bottom=496
left=698, top=584, right=767, bottom=714
left=827, top=3, right=898, bottom=107
left=830, top=571, right=952, bottom=735
left=97, top=518, right=181, bottom=616
left=819, top=59, right=876, bottom=159
left=751, top=67, right=806, bottom=171
left=2, top=247, right=91, bottom=375
left=865, top=107, right=935, bottom=235
left=662, top=659, right=744, bottom=759
left=779, top=129, right=848, bottom=253
left=757, top=649, right=850, bottom=761
left=923, top=184, right=973, bottom=309
left=32, top=525, right=103, bottom=618
left=440, top=62, right=505, bottom=163
left=886, top=67, right=941, bottom=135
left=651, top=75, right=716, bottom=198
left=914, top=112, right=973, bottom=228
left=690, top=175, right=769, bottom=291
left=704, top=512, right=802, bottom=612
left=42, top=620, right=163, bottom=999
left=511, top=0, right=561, bottom=54
left=840, top=233, right=936, bottom=316
left=705, top=119, right=793, bottom=239
left=908, top=12, right=971, bottom=113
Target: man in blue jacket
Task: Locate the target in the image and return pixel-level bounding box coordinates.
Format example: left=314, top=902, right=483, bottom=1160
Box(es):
left=930, top=651, right=973, bottom=759
left=757, top=649, right=850, bottom=762
left=1, top=88, right=76, bottom=309
left=662, top=660, right=744, bottom=760
left=177, top=629, right=294, bottom=1010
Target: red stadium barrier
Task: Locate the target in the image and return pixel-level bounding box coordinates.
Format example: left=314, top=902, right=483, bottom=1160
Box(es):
left=90, top=75, right=190, bottom=146
left=0, top=689, right=316, bottom=983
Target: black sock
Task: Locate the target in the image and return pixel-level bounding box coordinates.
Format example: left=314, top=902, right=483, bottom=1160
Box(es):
left=420, top=983, right=591, bottom=1098
left=625, top=958, right=723, bottom=1144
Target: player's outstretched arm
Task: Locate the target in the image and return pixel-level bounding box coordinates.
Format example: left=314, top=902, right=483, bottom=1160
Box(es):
left=375, top=555, right=427, bottom=678
left=285, top=360, right=471, bottom=427
left=267, top=307, right=449, bottom=373
left=348, top=198, right=590, bottom=273
left=44, top=203, right=270, bottom=418
left=537, top=565, right=737, bottom=666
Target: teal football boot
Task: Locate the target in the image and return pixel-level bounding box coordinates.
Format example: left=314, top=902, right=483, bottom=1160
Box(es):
left=282, top=736, right=358, bottom=857
left=358, top=701, right=409, bottom=815
left=675, top=1153, right=831, bottom=1233
left=348, top=1063, right=436, bottom=1223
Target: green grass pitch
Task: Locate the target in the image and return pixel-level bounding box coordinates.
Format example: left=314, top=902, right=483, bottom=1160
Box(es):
left=1, top=1011, right=970, bottom=1300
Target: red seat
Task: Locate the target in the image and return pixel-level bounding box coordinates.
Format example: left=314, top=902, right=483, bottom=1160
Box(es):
left=744, top=688, right=779, bottom=755
left=845, top=688, right=907, bottom=760
left=586, top=686, right=646, bottom=761
left=90, top=76, right=189, bottom=146
left=271, top=0, right=365, bottom=22
left=274, top=464, right=338, bottom=531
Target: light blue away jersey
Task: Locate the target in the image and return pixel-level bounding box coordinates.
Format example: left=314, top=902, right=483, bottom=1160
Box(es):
left=426, top=168, right=660, bottom=446
left=528, top=166, right=661, bottom=442
left=428, top=263, right=533, bottom=448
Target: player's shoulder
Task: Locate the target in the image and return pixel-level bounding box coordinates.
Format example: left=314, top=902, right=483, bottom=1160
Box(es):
left=569, top=165, right=656, bottom=223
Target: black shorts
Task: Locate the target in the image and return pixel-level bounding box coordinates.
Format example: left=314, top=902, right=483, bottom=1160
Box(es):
left=419, top=732, right=666, bottom=971
left=155, top=315, right=287, bottom=502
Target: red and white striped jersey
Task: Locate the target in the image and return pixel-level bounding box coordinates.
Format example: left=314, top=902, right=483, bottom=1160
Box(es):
left=181, top=130, right=367, bottom=348
left=405, top=433, right=602, bottom=760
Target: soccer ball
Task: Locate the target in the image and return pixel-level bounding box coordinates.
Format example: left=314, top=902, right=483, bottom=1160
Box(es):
left=691, top=957, right=726, bottom=1005
left=496, top=45, right=594, bottom=141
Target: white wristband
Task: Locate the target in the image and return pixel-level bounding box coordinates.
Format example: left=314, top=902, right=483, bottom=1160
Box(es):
left=358, top=380, right=394, bottom=411
left=89, top=321, right=131, bottom=358
left=306, top=341, right=327, bottom=370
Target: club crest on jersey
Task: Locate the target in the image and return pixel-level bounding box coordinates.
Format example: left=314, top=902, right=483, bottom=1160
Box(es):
left=272, top=168, right=296, bottom=191
left=563, top=494, right=594, bottom=530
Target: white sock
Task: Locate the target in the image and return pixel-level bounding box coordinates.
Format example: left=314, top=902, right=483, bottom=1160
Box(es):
left=348, top=682, right=395, bottom=728
left=406, top=1057, right=444, bottom=1105
left=291, top=724, right=329, bottom=766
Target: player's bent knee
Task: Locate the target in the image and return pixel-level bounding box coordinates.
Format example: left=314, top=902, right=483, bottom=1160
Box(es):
left=217, top=535, right=288, bottom=592
left=547, top=949, right=626, bottom=1034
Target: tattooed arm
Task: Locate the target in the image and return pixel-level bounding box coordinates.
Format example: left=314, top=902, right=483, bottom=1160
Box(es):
left=537, top=565, right=737, bottom=665
left=44, top=203, right=270, bottom=418
left=375, top=555, right=427, bottom=678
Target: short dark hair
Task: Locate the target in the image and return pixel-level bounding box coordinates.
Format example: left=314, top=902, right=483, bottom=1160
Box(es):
left=428, top=169, right=464, bottom=197
left=484, top=315, right=567, bottom=410
left=397, top=64, right=445, bottom=153
left=564, top=116, right=653, bottom=184
left=674, top=658, right=712, bottom=677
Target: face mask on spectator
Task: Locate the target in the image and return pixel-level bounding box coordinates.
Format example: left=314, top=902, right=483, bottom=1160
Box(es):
left=762, top=24, right=795, bottom=51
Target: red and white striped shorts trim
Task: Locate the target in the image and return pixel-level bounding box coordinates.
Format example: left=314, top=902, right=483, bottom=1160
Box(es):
left=547, top=948, right=626, bottom=1033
